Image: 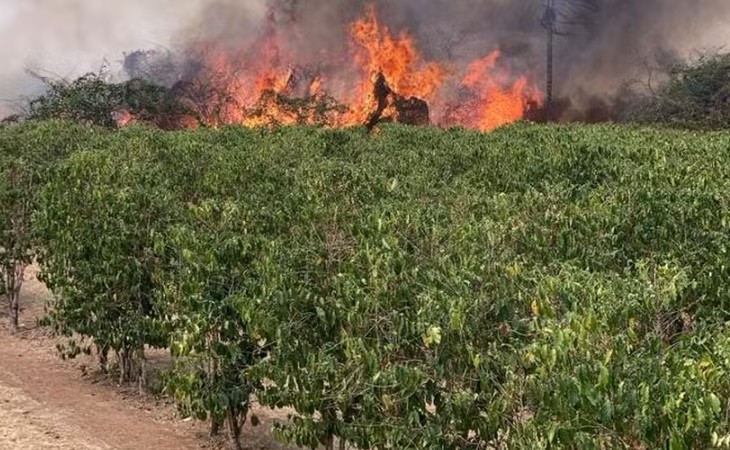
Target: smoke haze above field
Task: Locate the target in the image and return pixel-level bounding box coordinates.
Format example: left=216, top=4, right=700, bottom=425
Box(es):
left=0, top=0, right=211, bottom=116
left=241, top=0, right=730, bottom=106
left=1, top=0, right=730, bottom=119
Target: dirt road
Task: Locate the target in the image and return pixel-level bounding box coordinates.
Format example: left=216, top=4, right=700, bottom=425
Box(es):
left=0, top=382, right=110, bottom=450
left=0, top=333, right=200, bottom=449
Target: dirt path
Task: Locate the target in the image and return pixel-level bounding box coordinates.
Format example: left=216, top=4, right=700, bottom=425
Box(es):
left=0, top=335, right=200, bottom=449
left=0, top=382, right=110, bottom=450
left=0, top=267, right=296, bottom=450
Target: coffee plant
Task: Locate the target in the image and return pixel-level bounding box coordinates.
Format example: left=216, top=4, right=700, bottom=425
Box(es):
left=0, top=121, right=83, bottom=332
left=4, top=120, right=730, bottom=449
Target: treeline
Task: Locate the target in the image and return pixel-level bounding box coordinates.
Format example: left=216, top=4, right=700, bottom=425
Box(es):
left=3, top=121, right=730, bottom=449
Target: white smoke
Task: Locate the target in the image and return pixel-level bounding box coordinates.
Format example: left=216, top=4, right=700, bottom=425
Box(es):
left=0, top=0, right=214, bottom=117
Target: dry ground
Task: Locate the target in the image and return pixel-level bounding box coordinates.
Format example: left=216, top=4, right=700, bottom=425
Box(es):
left=0, top=266, right=298, bottom=450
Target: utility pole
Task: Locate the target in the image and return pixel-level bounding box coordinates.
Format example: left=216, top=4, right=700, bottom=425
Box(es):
left=542, top=0, right=557, bottom=122
left=540, top=0, right=600, bottom=123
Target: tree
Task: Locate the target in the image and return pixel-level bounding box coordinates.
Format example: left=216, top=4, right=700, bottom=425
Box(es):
left=160, top=200, right=268, bottom=450
left=35, top=133, right=173, bottom=388
left=0, top=158, right=31, bottom=332
left=27, top=69, right=125, bottom=127
left=623, top=51, right=730, bottom=129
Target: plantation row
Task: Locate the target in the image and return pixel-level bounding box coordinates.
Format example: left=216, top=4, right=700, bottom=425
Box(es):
left=3, top=121, right=730, bottom=449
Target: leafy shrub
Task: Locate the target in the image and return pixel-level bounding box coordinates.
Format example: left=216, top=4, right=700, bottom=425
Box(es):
left=26, top=72, right=189, bottom=128
left=34, top=126, right=208, bottom=385
left=0, top=121, right=85, bottom=331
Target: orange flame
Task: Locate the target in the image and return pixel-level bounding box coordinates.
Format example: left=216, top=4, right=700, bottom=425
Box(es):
left=173, top=5, right=542, bottom=132
left=351, top=6, right=445, bottom=99
left=442, top=50, right=543, bottom=132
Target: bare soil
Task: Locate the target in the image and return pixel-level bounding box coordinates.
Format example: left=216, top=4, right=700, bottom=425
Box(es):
left=0, top=266, right=297, bottom=450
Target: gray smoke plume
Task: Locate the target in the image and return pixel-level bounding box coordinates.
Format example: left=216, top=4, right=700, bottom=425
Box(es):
left=2, top=0, right=730, bottom=120
left=360, top=0, right=730, bottom=91
left=551, top=0, right=730, bottom=111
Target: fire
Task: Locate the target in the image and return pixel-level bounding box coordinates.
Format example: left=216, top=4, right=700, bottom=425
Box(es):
left=350, top=6, right=445, bottom=99
left=170, top=5, right=542, bottom=132
left=440, top=51, right=544, bottom=132
left=343, top=5, right=446, bottom=125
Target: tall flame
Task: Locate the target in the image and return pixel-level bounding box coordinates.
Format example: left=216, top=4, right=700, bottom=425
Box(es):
left=351, top=6, right=445, bottom=99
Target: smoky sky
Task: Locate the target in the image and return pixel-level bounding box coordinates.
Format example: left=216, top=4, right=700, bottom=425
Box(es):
left=0, top=0, right=215, bottom=116
left=317, top=0, right=730, bottom=97
left=2, top=0, right=730, bottom=118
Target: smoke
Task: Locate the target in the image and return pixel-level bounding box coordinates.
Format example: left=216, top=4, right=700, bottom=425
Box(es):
left=0, top=0, right=210, bottom=117
left=2, top=0, right=730, bottom=120
left=351, top=0, right=730, bottom=101
left=553, top=0, right=730, bottom=95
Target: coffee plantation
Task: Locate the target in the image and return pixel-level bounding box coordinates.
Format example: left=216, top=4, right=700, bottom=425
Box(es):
left=3, top=120, right=730, bottom=449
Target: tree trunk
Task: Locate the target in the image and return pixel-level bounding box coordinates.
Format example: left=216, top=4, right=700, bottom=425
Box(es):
left=97, top=344, right=110, bottom=374
left=209, top=353, right=224, bottom=437
left=5, top=263, right=25, bottom=333
left=136, top=347, right=148, bottom=395
left=322, top=401, right=337, bottom=450
left=119, top=350, right=128, bottom=384
left=118, top=349, right=138, bottom=385
left=210, top=417, right=223, bottom=437
left=227, top=404, right=247, bottom=450
left=8, top=289, right=19, bottom=333
left=365, top=73, right=392, bottom=131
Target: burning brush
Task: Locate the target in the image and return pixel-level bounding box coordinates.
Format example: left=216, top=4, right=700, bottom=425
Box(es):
left=118, top=4, right=543, bottom=132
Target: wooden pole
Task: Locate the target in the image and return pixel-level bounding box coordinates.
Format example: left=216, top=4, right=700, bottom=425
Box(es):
left=546, top=0, right=555, bottom=122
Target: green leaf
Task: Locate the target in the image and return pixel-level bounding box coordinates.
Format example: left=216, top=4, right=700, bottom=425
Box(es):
left=424, top=326, right=442, bottom=347
left=708, top=393, right=722, bottom=415
left=316, top=307, right=326, bottom=321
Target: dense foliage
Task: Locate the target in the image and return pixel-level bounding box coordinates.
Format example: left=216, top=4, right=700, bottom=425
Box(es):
left=626, top=51, right=730, bottom=130
left=4, top=121, right=730, bottom=449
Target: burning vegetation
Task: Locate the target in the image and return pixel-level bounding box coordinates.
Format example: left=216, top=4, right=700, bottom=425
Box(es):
left=115, top=4, right=543, bottom=131
left=9, top=0, right=730, bottom=131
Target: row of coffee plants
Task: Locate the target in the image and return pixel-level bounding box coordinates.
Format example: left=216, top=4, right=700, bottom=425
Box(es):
left=3, top=120, right=730, bottom=449
left=0, top=122, right=88, bottom=332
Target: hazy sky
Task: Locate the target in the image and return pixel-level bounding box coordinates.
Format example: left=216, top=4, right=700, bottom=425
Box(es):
left=0, top=0, right=210, bottom=116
